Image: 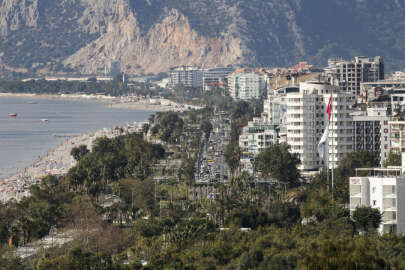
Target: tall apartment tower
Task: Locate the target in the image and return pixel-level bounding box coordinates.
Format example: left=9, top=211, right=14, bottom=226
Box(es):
left=286, top=81, right=355, bottom=170
left=228, top=72, right=266, bottom=100
left=352, top=107, right=391, bottom=165
left=325, top=56, right=384, bottom=95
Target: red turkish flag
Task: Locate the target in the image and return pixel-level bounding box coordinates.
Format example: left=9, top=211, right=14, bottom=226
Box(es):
left=326, top=96, right=332, bottom=123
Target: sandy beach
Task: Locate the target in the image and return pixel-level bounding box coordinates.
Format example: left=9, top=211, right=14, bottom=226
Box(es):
left=110, top=98, right=203, bottom=112
left=0, top=123, right=146, bottom=203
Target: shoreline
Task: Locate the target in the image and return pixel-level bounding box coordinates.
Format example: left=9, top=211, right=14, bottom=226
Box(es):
left=0, top=92, right=204, bottom=112
left=0, top=122, right=146, bottom=202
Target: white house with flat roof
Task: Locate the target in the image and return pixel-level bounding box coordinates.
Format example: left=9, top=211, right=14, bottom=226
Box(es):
left=350, top=153, right=405, bottom=235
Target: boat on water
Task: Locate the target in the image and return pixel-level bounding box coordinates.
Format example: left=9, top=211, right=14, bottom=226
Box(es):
left=40, top=119, right=49, bottom=122
left=27, top=101, right=38, bottom=104
left=8, top=113, right=17, bottom=117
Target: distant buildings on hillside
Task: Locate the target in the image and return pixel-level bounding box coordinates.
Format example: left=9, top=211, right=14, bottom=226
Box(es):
left=167, top=62, right=319, bottom=100
left=324, top=56, right=384, bottom=95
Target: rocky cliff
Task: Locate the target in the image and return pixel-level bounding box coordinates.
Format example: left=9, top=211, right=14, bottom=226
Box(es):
left=0, top=0, right=405, bottom=75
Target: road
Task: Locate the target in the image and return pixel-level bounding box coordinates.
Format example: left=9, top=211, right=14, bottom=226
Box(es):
left=195, top=111, right=231, bottom=190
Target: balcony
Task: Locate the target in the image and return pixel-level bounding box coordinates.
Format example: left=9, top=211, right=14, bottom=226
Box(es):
left=287, top=133, right=304, bottom=138
left=383, top=193, right=396, bottom=199
left=350, top=192, right=362, bottom=198
left=289, top=141, right=305, bottom=146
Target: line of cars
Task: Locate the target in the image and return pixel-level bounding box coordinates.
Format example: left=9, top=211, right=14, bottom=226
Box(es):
left=195, top=113, right=231, bottom=184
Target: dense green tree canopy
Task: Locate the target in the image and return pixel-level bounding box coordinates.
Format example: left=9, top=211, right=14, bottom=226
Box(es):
left=352, top=206, right=383, bottom=234
left=70, top=145, right=90, bottom=161
left=255, top=143, right=301, bottom=187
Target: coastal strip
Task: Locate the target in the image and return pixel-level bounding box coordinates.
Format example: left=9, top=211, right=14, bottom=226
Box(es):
left=0, top=123, right=146, bottom=203
left=0, top=93, right=203, bottom=112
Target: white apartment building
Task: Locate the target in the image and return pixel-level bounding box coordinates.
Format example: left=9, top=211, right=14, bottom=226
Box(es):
left=169, top=66, right=203, bottom=88
left=229, top=72, right=265, bottom=100
left=350, top=164, right=405, bottom=235
left=286, top=81, right=355, bottom=170
left=325, top=56, right=384, bottom=95
left=263, top=86, right=298, bottom=124
left=352, top=108, right=391, bottom=165
left=239, top=117, right=278, bottom=155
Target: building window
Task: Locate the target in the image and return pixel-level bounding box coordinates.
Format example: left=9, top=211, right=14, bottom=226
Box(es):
left=373, top=200, right=377, bottom=206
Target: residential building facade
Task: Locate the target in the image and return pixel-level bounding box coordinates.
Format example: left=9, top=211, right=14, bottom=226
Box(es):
left=169, top=66, right=203, bottom=88
left=390, top=120, right=405, bottom=153
left=229, top=72, right=266, bottom=100
left=202, top=67, right=234, bottom=91
left=238, top=118, right=278, bottom=155
left=350, top=167, right=405, bottom=235
left=352, top=108, right=391, bottom=165
left=286, top=81, right=355, bottom=170
left=325, top=56, right=384, bottom=95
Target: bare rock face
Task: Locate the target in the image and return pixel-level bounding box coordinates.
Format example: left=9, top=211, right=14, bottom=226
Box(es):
left=63, top=7, right=245, bottom=74
left=0, top=0, right=38, bottom=36
left=1, top=0, right=405, bottom=74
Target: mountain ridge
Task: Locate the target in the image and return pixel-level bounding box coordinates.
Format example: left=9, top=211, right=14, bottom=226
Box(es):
left=0, top=0, right=405, bottom=75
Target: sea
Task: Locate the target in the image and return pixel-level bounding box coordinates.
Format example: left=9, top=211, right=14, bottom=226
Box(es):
left=0, top=97, right=152, bottom=179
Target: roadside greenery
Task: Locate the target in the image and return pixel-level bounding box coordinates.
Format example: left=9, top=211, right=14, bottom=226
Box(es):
left=255, top=143, right=301, bottom=187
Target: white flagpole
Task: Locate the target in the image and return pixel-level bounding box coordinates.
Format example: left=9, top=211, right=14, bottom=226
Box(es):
left=331, top=89, right=334, bottom=201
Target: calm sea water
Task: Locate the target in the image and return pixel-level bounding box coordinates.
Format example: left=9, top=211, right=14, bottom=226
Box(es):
left=0, top=97, right=152, bottom=178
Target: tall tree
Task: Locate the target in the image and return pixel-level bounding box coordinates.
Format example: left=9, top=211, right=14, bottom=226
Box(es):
left=224, top=144, right=241, bottom=178
left=334, top=151, right=378, bottom=203
left=255, top=143, right=301, bottom=187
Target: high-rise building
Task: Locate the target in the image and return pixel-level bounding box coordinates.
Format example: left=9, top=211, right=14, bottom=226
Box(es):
left=325, top=56, right=384, bottom=95
left=228, top=72, right=266, bottom=100
left=352, top=107, right=390, bottom=165
left=286, top=81, right=355, bottom=170
left=169, top=66, right=203, bottom=88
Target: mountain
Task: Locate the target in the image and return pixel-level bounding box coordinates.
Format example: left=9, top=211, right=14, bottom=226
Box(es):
left=0, top=0, right=405, bottom=75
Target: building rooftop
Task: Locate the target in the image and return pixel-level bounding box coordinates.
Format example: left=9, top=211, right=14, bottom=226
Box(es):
left=354, top=167, right=402, bottom=177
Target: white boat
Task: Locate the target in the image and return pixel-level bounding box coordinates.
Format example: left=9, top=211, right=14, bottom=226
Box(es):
left=40, top=119, right=49, bottom=122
